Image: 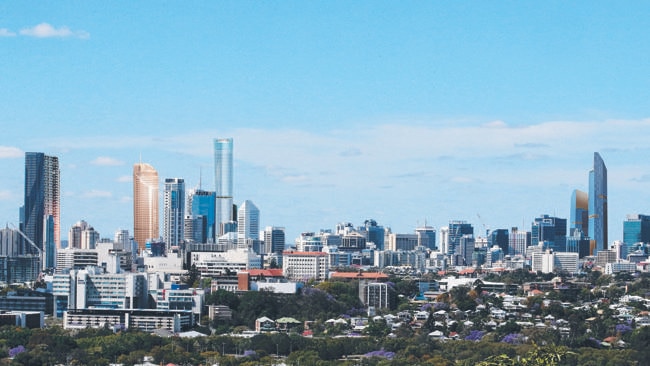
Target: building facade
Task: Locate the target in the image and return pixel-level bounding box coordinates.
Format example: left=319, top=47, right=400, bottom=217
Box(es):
left=214, top=138, right=234, bottom=236
left=163, top=178, right=185, bottom=249
left=23, top=152, right=60, bottom=269
left=237, top=200, right=259, bottom=249
left=133, top=163, right=159, bottom=253
left=589, top=152, right=608, bottom=254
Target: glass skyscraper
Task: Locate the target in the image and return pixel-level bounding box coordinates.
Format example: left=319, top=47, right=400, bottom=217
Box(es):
left=570, top=189, right=589, bottom=234
left=163, top=178, right=185, bottom=248
left=214, top=138, right=234, bottom=236
left=489, top=229, right=509, bottom=255
left=237, top=199, right=259, bottom=248
left=531, top=214, right=567, bottom=252
left=588, top=152, right=607, bottom=254
left=188, top=189, right=216, bottom=242
left=23, top=152, right=60, bottom=258
left=447, top=221, right=473, bottom=257
left=623, top=214, right=650, bottom=252
left=133, top=162, right=159, bottom=253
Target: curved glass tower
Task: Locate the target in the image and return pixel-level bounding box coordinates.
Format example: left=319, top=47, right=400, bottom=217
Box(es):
left=214, top=138, right=234, bottom=236
left=588, top=152, right=607, bottom=254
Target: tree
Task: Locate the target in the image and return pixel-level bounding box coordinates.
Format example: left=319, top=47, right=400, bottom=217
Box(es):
left=184, top=263, right=200, bottom=287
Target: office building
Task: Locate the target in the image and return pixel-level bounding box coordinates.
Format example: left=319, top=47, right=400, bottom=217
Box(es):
left=114, top=229, right=131, bottom=251
left=133, top=162, right=159, bottom=253
left=566, top=228, right=591, bottom=258
left=188, top=189, right=216, bottom=242
left=237, top=200, right=259, bottom=249
left=447, top=221, right=473, bottom=257
left=589, top=152, right=608, bottom=254
left=263, top=226, right=285, bottom=265
left=23, top=152, right=60, bottom=268
left=570, top=189, right=589, bottom=234
left=386, top=233, right=418, bottom=251
left=214, top=138, right=234, bottom=236
left=489, top=229, right=509, bottom=255
left=282, top=250, right=329, bottom=281
left=416, top=225, right=436, bottom=250
left=358, top=219, right=385, bottom=250
left=531, top=215, right=567, bottom=252
left=508, top=227, right=530, bottom=256
left=623, top=214, right=650, bottom=251
left=163, top=178, right=185, bottom=248
left=0, top=226, right=21, bottom=257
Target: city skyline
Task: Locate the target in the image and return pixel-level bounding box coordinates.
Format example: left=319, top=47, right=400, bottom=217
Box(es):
left=2, top=3, right=650, bottom=243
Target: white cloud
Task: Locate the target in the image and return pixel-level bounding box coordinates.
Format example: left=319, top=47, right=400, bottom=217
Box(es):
left=82, top=190, right=112, bottom=198
left=0, top=28, right=16, bottom=37
left=91, top=156, right=124, bottom=166
left=0, top=146, right=23, bottom=158
left=116, top=175, right=132, bottom=183
left=19, top=23, right=89, bottom=39
left=0, top=190, right=12, bottom=200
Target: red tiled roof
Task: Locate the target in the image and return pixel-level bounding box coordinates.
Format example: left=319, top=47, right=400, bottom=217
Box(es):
left=242, top=269, right=284, bottom=277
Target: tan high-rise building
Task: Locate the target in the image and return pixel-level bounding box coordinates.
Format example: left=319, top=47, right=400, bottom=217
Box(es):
left=133, top=163, right=159, bottom=253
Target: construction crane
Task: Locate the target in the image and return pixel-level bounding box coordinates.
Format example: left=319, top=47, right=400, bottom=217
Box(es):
left=476, top=213, right=490, bottom=238
left=9, top=223, right=44, bottom=271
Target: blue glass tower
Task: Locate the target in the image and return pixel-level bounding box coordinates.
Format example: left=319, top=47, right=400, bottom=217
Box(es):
left=588, top=152, right=607, bottom=254
left=190, top=189, right=216, bottom=242
left=447, top=221, right=473, bottom=257
left=531, top=214, right=567, bottom=251
left=623, top=214, right=650, bottom=252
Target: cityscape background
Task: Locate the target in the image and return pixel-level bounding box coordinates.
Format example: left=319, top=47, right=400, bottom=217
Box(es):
left=2, top=2, right=650, bottom=243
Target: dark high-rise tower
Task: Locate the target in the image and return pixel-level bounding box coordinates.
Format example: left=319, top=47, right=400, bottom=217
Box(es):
left=23, top=152, right=60, bottom=260
left=531, top=214, right=567, bottom=251
left=588, top=152, right=607, bottom=254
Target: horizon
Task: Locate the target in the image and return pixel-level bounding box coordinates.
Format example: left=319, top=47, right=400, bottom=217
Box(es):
left=2, top=2, right=650, bottom=244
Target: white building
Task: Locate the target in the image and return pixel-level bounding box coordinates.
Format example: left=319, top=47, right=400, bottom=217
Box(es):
left=237, top=200, right=259, bottom=249
left=52, top=266, right=147, bottom=317
left=282, top=250, right=329, bottom=281
left=191, top=247, right=261, bottom=277
left=56, top=248, right=98, bottom=273
left=531, top=250, right=579, bottom=274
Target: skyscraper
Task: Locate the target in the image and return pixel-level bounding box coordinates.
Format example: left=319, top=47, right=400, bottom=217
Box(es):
left=447, top=221, right=473, bottom=257
left=570, top=189, right=589, bottom=234
left=237, top=200, right=259, bottom=249
left=588, top=152, right=607, bottom=254
left=214, top=138, right=234, bottom=236
left=23, top=152, right=60, bottom=258
left=188, top=189, right=216, bottom=242
left=415, top=225, right=436, bottom=250
left=489, top=229, right=509, bottom=255
left=623, top=214, right=650, bottom=252
left=133, top=162, right=159, bottom=253
left=263, top=226, right=286, bottom=257
left=531, top=214, right=567, bottom=252
left=163, top=178, right=185, bottom=248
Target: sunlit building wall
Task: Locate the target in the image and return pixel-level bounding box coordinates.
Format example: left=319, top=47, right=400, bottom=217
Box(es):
left=133, top=163, right=159, bottom=253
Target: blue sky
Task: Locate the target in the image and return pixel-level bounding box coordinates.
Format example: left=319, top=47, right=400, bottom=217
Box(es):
left=2, top=2, right=650, bottom=244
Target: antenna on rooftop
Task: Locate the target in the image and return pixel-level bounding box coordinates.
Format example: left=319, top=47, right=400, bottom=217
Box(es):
left=199, top=166, right=202, bottom=190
